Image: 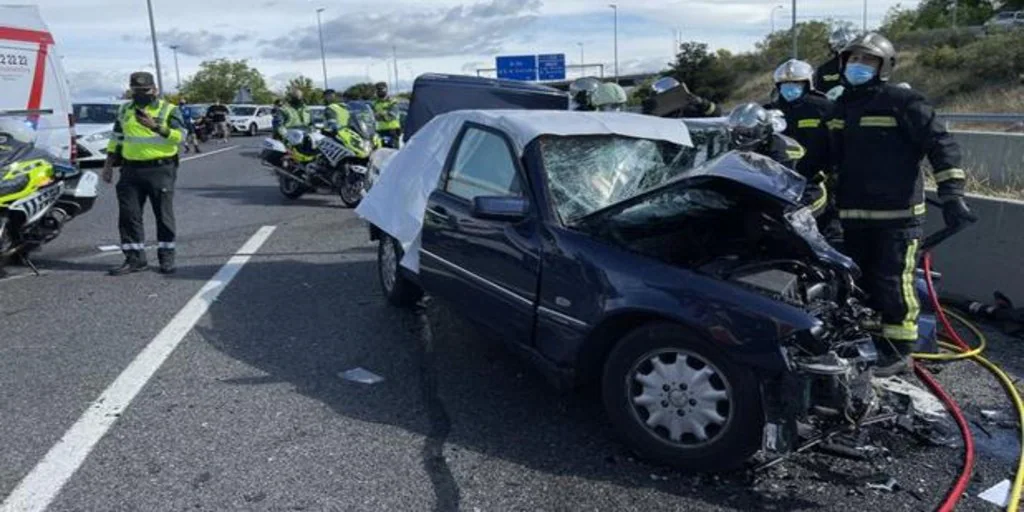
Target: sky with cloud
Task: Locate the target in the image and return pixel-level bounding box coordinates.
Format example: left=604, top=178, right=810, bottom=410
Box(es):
left=25, top=0, right=922, bottom=101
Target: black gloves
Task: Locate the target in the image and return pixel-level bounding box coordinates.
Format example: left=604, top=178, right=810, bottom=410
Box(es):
left=942, top=196, right=977, bottom=228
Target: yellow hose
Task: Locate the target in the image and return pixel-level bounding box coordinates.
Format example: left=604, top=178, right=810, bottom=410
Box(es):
left=913, top=307, right=1024, bottom=511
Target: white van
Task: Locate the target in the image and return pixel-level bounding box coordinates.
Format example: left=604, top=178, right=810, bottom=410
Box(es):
left=1, top=5, right=75, bottom=163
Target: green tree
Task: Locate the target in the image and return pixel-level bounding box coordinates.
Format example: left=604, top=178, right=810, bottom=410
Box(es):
left=343, top=83, right=378, bottom=100
left=179, top=59, right=274, bottom=104
left=286, top=75, right=323, bottom=105
left=915, top=0, right=996, bottom=28
left=880, top=4, right=920, bottom=40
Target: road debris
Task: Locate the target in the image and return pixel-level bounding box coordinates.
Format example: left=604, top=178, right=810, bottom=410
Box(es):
left=979, top=479, right=1011, bottom=507
left=864, top=474, right=899, bottom=492
left=339, top=367, right=384, bottom=385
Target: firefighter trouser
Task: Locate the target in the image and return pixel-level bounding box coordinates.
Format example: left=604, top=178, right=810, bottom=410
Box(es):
left=116, top=162, right=177, bottom=260
left=842, top=225, right=922, bottom=346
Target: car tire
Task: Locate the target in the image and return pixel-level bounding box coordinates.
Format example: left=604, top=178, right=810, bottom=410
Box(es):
left=378, top=234, right=422, bottom=308
left=601, top=322, right=763, bottom=472
left=249, top=123, right=258, bottom=137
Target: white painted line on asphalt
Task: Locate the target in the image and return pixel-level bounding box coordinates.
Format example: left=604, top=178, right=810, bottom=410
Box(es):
left=181, top=145, right=237, bottom=162
left=0, top=225, right=277, bottom=512
left=96, top=245, right=121, bottom=252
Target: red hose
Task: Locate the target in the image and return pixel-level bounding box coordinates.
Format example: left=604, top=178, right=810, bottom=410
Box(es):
left=920, top=252, right=975, bottom=512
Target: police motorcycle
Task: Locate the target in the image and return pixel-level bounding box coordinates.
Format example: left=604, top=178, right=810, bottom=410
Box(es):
left=0, top=113, right=98, bottom=274
left=260, top=111, right=378, bottom=207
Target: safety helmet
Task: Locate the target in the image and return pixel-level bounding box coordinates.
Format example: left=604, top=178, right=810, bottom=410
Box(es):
left=767, top=108, right=788, bottom=133
left=727, top=103, right=772, bottom=150
left=840, top=32, right=897, bottom=81
left=829, top=27, right=857, bottom=54
left=569, top=77, right=601, bottom=111
left=773, top=59, right=815, bottom=85
left=592, top=83, right=627, bottom=111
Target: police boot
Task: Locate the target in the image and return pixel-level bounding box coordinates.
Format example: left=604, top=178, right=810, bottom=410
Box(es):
left=158, top=249, right=176, bottom=274
left=874, top=340, right=913, bottom=377
left=109, top=251, right=148, bottom=276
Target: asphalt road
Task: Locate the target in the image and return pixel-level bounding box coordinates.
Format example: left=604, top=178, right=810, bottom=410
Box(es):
left=1, top=139, right=1021, bottom=511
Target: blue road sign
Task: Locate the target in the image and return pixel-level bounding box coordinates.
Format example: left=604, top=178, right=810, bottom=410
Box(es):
left=496, top=55, right=537, bottom=81
left=538, top=53, right=566, bottom=81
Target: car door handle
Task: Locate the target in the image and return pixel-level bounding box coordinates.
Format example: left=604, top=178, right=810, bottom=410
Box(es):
left=426, top=206, right=450, bottom=220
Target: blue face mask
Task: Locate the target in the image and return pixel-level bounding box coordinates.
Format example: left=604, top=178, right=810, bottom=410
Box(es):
left=779, top=83, right=805, bottom=103
left=844, top=62, right=877, bottom=86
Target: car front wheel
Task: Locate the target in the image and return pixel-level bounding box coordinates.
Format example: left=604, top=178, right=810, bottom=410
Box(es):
left=602, top=322, right=763, bottom=472
left=249, top=123, right=258, bottom=137
left=377, top=234, right=422, bottom=308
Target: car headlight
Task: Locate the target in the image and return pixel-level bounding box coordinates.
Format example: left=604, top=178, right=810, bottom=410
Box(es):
left=82, top=130, right=114, bottom=143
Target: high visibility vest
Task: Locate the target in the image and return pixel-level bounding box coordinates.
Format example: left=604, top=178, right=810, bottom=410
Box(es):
left=281, top=105, right=311, bottom=128
left=326, top=103, right=350, bottom=127
left=373, top=99, right=401, bottom=131
left=110, top=100, right=180, bottom=162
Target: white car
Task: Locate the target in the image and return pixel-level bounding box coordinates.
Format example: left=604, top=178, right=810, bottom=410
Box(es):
left=984, top=10, right=1024, bottom=33
left=72, top=100, right=125, bottom=166
left=228, top=104, right=274, bottom=136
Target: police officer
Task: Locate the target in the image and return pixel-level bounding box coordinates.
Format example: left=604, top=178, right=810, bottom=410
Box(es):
left=641, top=77, right=722, bottom=118
left=727, top=102, right=806, bottom=170
left=322, top=89, right=350, bottom=134
left=372, top=82, right=401, bottom=145
left=766, top=59, right=836, bottom=232
left=273, top=90, right=311, bottom=139
left=101, top=72, right=185, bottom=275
left=816, top=27, right=856, bottom=97
left=824, top=33, right=976, bottom=375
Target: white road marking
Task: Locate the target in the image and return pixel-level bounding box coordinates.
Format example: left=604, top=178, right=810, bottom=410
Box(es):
left=96, top=245, right=121, bottom=252
left=181, top=145, right=237, bottom=162
left=0, top=225, right=277, bottom=512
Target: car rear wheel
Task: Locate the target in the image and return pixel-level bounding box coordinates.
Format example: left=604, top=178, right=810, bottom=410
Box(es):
left=249, top=123, right=258, bottom=137
left=602, top=322, right=762, bottom=472
left=378, top=234, right=421, bottom=308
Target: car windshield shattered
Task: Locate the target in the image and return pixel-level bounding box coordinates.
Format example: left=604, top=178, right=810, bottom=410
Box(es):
left=541, top=132, right=722, bottom=223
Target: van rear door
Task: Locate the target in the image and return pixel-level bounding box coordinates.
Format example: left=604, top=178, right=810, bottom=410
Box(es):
left=1, top=5, right=74, bottom=162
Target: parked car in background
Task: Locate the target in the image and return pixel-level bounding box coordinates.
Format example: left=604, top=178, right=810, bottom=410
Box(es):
left=72, top=100, right=125, bottom=167
left=228, top=104, right=274, bottom=136
left=984, top=10, right=1024, bottom=33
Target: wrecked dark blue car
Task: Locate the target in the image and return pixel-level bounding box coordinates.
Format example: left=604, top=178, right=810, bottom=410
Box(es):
left=366, top=107, right=882, bottom=473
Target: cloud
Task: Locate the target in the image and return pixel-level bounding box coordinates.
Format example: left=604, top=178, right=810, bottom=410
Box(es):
left=158, top=29, right=229, bottom=57
left=261, top=0, right=542, bottom=60
left=67, top=70, right=128, bottom=101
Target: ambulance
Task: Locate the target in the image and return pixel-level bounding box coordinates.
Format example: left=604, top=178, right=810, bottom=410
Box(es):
left=1, top=5, right=75, bottom=163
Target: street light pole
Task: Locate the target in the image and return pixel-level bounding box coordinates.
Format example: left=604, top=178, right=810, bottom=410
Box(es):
left=169, top=44, right=181, bottom=90
left=771, top=5, right=784, bottom=34
left=145, top=0, right=164, bottom=94
left=952, top=0, right=958, bottom=29
left=316, top=8, right=328, bottom=89
left=393, top=45, right=399, bottom=93
left=791, top=0, right=798, bottom=59
left=863, top=0, right=868, bottom=32
left=609, top=4, right=619, bottom=83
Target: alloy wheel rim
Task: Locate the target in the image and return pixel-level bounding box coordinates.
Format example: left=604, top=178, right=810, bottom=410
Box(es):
left=626, top=348, right=733, bottom=448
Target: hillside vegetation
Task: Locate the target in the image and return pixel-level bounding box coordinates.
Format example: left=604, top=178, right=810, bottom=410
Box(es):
left=644, top=0, right=1024, bottom=118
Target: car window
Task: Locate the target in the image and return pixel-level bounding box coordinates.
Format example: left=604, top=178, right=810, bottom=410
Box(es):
left=73, top=104, right=120, bottom=124
left=444, top=127, right=522, bottom=201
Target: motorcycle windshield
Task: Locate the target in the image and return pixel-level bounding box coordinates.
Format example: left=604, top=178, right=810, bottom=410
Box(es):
left=349, top=115, right=374, bottom=142
left=0, top=115, right=39, bottom=170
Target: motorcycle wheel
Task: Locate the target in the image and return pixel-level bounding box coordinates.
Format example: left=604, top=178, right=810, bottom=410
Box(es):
left=334, top=170, right=363, bottom=208
left=279, top=174, right=305, bottom=199
left=0, top=223, right=17, bottom=274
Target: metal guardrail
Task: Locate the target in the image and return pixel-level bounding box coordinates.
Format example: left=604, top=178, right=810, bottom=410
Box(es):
left=936, top=112, right=1024, bottom=127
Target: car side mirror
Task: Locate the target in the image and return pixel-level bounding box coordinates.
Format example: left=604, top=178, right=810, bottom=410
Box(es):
left=470, top=196, right=529, bottom=222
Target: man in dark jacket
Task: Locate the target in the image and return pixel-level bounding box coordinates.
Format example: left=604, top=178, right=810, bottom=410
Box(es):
left=815, top=27, right=856, bottom=96
left=824, top=32, right=976, bottom=376
left=766, top=59, right=837, bottom=236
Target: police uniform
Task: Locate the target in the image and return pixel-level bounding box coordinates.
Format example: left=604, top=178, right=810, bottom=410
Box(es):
left=324, top=99, right=350, bottom=132
left=106, top=72, right=185, bottom=275
left=372, top=97, right=401, bottom=142
left=273, top=102, right=311, bottom=139
left=814, top=55, right=842, bottom=94
left=825, top=59, right=968, bottom=356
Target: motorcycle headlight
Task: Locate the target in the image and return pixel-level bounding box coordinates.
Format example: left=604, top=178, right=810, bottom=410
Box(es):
left=82, top=130, right=114, bottom=143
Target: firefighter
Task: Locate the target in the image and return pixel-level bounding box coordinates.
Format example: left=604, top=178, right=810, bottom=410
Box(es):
left=766, top=59, right=837, bottom=234
left=824, top=33, right=976, bottom=376
left=101, top=71, right=185, bottom=275
left=641, top=77, right=722, bottom=118
left=816, top=27, right=856, bottom=97
left=592, top=82, right=628, bottom=111
left=727, top=102, right=806, bottom=170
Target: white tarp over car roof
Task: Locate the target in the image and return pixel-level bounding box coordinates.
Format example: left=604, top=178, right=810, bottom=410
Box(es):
left=355, top=109, right=693, bottom=272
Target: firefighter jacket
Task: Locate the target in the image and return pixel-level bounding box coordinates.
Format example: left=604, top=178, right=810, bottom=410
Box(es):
left=766, top=90, right=833, bottom=183
left=824, top=83, right=966, bottom=227
left=814, top=55, right=842, bottom=94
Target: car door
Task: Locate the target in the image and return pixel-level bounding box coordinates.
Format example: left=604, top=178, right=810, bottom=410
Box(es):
left=419, top=123, right=542, bottom=347
left=256, top=108, right=272, bottom=130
